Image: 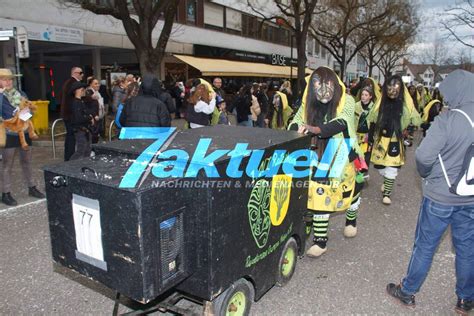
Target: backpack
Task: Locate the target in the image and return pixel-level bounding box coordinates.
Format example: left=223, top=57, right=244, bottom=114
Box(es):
left=438, top=109, right=474, bottom=196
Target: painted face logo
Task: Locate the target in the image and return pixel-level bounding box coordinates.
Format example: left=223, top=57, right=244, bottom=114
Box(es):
left=269, top=175, right=292, bottom=226
left=248, top=179, right=271, bottom=248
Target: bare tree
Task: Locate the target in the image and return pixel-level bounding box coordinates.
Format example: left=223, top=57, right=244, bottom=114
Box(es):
left=247, top=0, right=320, bottom=96
left=378, top=41, right=410, bottom=79
left=310, top=0, right=400, bottom=81
left=62, top=0, right=179, bottom=76
left=441, top=0, right=474, bottom=49
left=419, top=33, right=449, bottom=66
left=358, top=0, right=418, bottom=77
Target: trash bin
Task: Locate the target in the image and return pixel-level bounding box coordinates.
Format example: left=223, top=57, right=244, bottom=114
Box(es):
left=31, top=100, right=49, bottom=135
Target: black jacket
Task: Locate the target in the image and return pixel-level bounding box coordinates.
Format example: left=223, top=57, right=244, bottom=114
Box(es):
left=71, top=98, right=93, bottom=130
left=60, top=77, right=77, bottom=121
left=119, top=75, right=171, bottom=127
left=157, top=89, right=176, bottom=115
left=235, top=94, right=252, bottom=123
left=256, top=91, right=269, bottom=115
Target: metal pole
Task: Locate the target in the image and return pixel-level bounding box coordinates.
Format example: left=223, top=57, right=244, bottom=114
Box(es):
left=12, top=27, right=22, bottom=91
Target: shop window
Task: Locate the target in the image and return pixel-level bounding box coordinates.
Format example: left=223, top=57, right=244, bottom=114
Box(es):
left=186, top=0, right=197, bottom=25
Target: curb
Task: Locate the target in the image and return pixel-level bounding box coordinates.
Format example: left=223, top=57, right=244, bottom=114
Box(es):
left=33, top=141, right=64, bottom=147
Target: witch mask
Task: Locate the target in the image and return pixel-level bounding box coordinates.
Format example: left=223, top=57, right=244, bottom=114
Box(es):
left=386, top=79, right=401, bottom=99
left=273, top=94, right=281, bottom=109
left=312, top=74, right=335, bottom=104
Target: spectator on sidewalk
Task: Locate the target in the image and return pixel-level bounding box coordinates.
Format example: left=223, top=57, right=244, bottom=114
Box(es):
left=86, top=77, right=104, bottom=143
left=386, top=70, right=474, bottom=315
left=83, top=88, right=100, bottom=145
left=256, top=83, right=270, bottom=128
left=126, top=74, right=135, bottom=86
left=186, top=83, right=216, bottom=129
left=212, top=77, right=225, bottom=97
left=119, top=75, right=171, bottom=128
left=155, top=80, right=175, bottom=117
left=171, top=81, right=185, bottom=118
left=216, top=95, right=230, bottom=125
left=111, top=77, right=127, bottom=115
left=115, top=82, right=139, bottom=129
left=0, top=68, right=44, bottom=206
left=60, top=66, right=83, bottom=161
left=235, top=84, right=253, bottom=127
left=69, top=82, right=94, bottom=160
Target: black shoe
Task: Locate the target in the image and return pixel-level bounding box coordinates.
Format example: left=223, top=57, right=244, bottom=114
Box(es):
left=28, top=186, right=45, bottom=199
left=455, top=299, right=473, bottom=315
left=2, top=192, right=18, bottom=206
left=386, top=283, right=415, bottom=307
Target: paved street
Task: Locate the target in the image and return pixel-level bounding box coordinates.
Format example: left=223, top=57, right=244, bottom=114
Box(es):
left=0, top=133, right=460, bottom=315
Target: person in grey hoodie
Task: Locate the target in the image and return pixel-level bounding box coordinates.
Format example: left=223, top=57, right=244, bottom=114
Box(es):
left=386, top=70, right=474, bottom=315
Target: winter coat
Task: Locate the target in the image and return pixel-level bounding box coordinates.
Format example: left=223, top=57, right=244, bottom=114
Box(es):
left=119, top=75, right=171, bottom=127
left=416, top=70, right=474, bottom=205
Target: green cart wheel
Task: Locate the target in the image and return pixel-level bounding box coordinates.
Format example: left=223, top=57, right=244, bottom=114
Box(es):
left=276, top=237, right=297, bottom=287
left=211, top=279, right=254, bottom=316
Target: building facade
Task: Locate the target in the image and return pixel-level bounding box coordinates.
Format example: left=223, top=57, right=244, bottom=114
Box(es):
left=0, top=0, right=384, bottom=100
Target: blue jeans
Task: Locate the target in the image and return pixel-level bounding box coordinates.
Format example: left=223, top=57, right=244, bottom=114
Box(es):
left=238, top=115, right=253, bottom=127
left=401, top=197, right=474, bottom=300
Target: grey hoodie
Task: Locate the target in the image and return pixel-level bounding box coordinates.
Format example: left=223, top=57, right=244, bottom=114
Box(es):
left=416, top=70, right=474, bottom=205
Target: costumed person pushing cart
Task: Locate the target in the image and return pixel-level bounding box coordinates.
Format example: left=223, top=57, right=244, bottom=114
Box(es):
left=289, top=67, right=365, bottom=257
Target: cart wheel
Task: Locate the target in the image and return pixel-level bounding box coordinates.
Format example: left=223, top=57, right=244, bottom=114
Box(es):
left=212, top=279, right=254, bottom=316
left=276, top=237, right=297, bottom=287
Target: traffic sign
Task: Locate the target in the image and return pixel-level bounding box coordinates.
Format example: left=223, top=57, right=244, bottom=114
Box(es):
left=15, top=26, right=29, bottom=59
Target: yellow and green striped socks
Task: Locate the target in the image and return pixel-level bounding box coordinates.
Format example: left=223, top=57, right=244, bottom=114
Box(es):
left=383, top=177, right=395, bottom=197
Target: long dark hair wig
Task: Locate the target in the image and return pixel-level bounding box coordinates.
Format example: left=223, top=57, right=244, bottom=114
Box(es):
left=305, top=67, right=342, bottom=126
left=376, top=75, right=405, bottom=140
left=274, top=93, right=284, bottom=128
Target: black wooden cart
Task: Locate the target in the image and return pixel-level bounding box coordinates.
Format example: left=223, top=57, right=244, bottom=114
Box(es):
left=44, top=126, right=311, bottom=315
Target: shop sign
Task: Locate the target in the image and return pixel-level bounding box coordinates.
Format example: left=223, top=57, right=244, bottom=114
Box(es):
left=0, top=18, right=83, bottom=44
left=194, top=44, right=297, bottom=66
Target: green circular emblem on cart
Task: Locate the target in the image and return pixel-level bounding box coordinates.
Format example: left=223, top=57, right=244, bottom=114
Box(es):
left=247, top=179, right=271, bottom=249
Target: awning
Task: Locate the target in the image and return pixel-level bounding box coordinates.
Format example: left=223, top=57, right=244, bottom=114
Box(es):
left=174, top=54, right=312, bottom=78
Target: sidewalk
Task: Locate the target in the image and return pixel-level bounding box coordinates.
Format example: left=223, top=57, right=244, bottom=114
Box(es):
left=0, top=146, right=59, bottom=212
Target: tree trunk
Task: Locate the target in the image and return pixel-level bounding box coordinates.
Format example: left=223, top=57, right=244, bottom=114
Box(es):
left=138, top=50, right=163, bottom=79
left=295, top=34, right=307, bottom=97
left=368, top=57, right=374, bottom=77
left=340, top=48, right=346, bottom=82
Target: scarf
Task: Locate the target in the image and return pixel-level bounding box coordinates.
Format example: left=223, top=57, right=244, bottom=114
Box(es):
left=3, top=88, right=22, bottom=108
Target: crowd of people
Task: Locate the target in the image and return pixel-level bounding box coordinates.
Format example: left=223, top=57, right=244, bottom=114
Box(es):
left=1, top=64, right=472, bottom=314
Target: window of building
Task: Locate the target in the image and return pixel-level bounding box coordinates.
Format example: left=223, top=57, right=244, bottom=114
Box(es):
left=242, top=14, right=259, bottom=39
left=204, top=2, right=224, bottom=29
left=314, top=41, right=320, bottom=58
left=186, top=0, right=197, bottom=24
left=226, top=7, right=242, bottom=32
left=307, top=37, right=314, bottom=56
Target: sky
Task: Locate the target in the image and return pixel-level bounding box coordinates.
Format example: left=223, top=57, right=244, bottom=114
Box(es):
left=410, top=0, right=474, bottom=63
